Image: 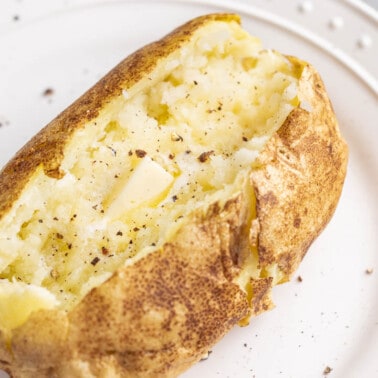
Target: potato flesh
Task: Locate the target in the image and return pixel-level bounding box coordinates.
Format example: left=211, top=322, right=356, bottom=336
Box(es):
left=0, top=21, right=298, bottom=332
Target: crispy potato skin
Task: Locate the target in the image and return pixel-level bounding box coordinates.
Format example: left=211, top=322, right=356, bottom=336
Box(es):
left=251, top=58, right=348, bottom=280
left=0, top=14, right=347, bottom=378
left=5, top=198, right=262, bottom=378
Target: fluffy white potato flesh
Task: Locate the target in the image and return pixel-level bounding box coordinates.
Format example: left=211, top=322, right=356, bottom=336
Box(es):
left=0, top=20, right=299, bottom=333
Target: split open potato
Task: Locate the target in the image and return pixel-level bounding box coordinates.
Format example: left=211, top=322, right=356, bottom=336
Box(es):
left=0, top=14, right=348, bottom=377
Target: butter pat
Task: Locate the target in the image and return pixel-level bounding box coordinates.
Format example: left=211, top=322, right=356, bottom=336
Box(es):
left=106, top=157, right=174, bottom=219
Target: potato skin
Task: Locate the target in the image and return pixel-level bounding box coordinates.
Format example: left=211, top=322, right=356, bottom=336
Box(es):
left=5, top=198, right=265, bottom=378
left=251, top=58, right=348, bottom=281
left=0, top=15, right=347, bottom=378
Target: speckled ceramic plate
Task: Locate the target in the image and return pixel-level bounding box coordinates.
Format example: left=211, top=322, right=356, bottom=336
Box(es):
left=0, top=1, right=377, bottom=377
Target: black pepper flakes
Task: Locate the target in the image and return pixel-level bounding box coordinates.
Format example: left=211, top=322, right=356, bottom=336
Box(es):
left=168, top=153, right=175, bottom=160
left=56, top=233, right=64, bottom=240
left=116, top=231, right=123, bottom=236
left=323, top=366, right=332, bottom=375
left=107, top=146, right=117, bottom=156
left=172, top=195, right=178, bottom=202
left=91, top=257, right=100, bottom=266
left=135, top=149, right=147, bottom=158
left=133, top=227, right=139, bottom=232
left=101, top=247, right=109, bottom=256
left=297, top=275, right=303, bottom=282
left=42, top=87, right=54, bottom=97
left=198, top=151, right=214, bottom=163
left=242, top=136, right=248, bottom=142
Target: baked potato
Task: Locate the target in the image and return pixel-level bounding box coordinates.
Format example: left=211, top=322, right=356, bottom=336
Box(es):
left=0, top=13, right=347, bottom=378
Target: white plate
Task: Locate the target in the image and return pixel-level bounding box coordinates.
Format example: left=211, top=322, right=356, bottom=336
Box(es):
left=0, top=1, right=377, bottom=377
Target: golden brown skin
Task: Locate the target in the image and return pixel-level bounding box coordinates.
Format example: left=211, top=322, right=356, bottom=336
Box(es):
left=8, top=199, right=255, bottom=378
left=0, top=14, right=348, bottom=378
left=251, top=57, right=348, bottom=280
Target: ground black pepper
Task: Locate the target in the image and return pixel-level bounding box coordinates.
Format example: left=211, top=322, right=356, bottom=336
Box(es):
left=198, top=151, right=214, bottom=163
left=91, top=257, right=100, bottom=266
left=135, top=149, right=147, bottom=158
